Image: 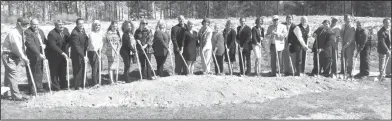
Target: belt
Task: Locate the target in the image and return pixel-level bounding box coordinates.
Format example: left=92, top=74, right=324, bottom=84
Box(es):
left=2, top=52, right=20, bottom=60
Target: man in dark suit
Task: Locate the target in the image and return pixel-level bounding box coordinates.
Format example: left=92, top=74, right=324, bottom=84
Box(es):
left=24, top=18, right=48, bottom=94
left=236, top=17, right=252, bottom=76
left=171, top=15, right=188, bottom=75
left=70, top=18, right=89, bottom=90
left=47, top=20, right=71, bottom=90
left=312, top=20, right=334, bottom=77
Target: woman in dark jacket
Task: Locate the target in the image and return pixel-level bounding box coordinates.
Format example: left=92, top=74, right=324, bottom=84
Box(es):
left=222, top=20, right=237, bottom=74
left=135, top=19, right=154, bottom=80
left=153, top=19, right=170, bottom=77
left=120, top=20, right=137, bottom=83
left=311, top=20, right=334, bottom=77
left=182, top=20, right=199, bottom=75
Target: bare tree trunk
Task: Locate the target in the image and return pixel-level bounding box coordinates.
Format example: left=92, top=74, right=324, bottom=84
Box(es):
left=343, top=1, right=346, bottom=14
left=152, top=1, right=156, bottom=19
left=276, top=1, right=279, bottom=15
left=85, top=1, right=88, bottom=21
left=43, top=1, right=47, bottom=21
left=8, top=1, right=13, bottom=16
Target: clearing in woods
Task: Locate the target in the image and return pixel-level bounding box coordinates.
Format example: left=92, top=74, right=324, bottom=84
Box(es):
left=1, top=16, right=391, bottom=119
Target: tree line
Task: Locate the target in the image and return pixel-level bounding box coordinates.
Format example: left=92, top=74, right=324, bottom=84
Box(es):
left=1, top=1, right=391, bottom=23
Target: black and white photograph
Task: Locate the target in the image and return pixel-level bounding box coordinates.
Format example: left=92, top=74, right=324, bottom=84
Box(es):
left=0, top=1, right=391, bottom=119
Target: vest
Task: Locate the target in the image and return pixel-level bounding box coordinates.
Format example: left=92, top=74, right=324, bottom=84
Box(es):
left=298, top=24, right=310, bottom=43
left=287, top=24, right=299, bottom=52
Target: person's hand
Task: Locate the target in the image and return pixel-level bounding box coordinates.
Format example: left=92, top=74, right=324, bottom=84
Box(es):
left=39, top=54, right=46, bottom=60
left=22, top=57, right=30, bottom=64
left=41, top=45, right=46, bottom=50
left=179, top=48, right=183, bottom=54
left=317, top=49, right=323, bottom=53
left=387, top=50, right=391, bottom=55
left=84, top=56, right=89, bottom=62
left=213, top=49, right=217, bottom=53
left=143, top=45, right=148, bottom=49
left=61, top=52, right=68, bottom=59
left=303, top=46, right=309, bottom=51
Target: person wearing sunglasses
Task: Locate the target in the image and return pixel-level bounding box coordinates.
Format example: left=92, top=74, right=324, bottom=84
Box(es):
left=135, top=19, right=155, bottom=80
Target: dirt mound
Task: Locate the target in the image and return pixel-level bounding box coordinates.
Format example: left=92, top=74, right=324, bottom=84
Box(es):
left=20, top=75, right=376, bottom=108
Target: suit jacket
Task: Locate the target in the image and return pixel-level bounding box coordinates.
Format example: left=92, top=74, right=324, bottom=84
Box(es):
left=314, top=27, right=334, bottom=57
left=171, top=24, right=188, bottom=53
left=223, top=28, right=237, bottom=49
left=236, top=25, right=252, bottom=51
left=152, top=30, right=170, bottom=56
left=377, top=27, right=391, bottom=54
left=24, top=27, right=47, bottom=60
left=120, top=30, right=137, bottom=55
left=70, top=27, right=89, bottom=58
left=47, top=28, right=71, bottom=61
left=341, top=24, right=356, bottom=47
left=251, top=26, right=265, bottom=45
left=355, top=28, right=369, bottom=50
left=212, top=32, right=225, bottom=55
left=135, top=28, right=154, bottom=54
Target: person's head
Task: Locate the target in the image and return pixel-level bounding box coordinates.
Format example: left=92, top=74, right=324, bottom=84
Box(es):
left=383, top=18, right=391, bottom=29
left=322, top=20, right=331, bottom=29
left=178, top=15, right=185, bottom=25
left=156, top=19, right=166, bottom=31
left=54, top=20, right=64, bottom=32
left=225, top=20, right=232, bottom=29
left=75, top=18, right=85, bottom=30
left=30, top=18, right=39, bottom=32
left=212, top=23, right=219, bottom=32
left=121, top=20, right=135, bottom=34
left=91, top=20, right=101, bottom=32
left=139, top=19, right=148, bottom=29
left=331, top=17, right=338, bottom=27
left=356, top=21, right=363, bottom=30
left=17, top=17, right=30, bottom=31
left=239, top=17, right=246, bottom=26
left=272, top=15, right=279, bottom=26
left=202, top=18, right=211, bottom=27
left=108, top=21, right=119, bottom=32
left=286, top=15, right=293, bottom=24
left=187, top=20, right=194, bottom=31
left=255, top=17, right=264, bottom=27
left=344, top=14, right=351, bottom=25
left=300, top=16, right=308, bottom=26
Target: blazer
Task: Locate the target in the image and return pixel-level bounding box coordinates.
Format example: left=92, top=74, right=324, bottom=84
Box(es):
left=152, top=30, right=170, bottom=56
left=313, top=27, right=334, bottom=57
left=341, top=23, right=356, bottom=47
left=377, top=27, right=391, bottom=54
left=355, top=28, right=369, bottom=50
left=47, top=28, right=71, bottom=60
left=120, top=30, right=137, bottom=55
left=212, top=31, right=225, bottom=56
left=265, top=24, right=287, bottom=51
left=135, top=28, right=154, bottom=54
left=222, top=28, right=237, bottom=49
left=171, top=24, right=188, bottom=53
left=236, top=25, right=252, bottom=51
left=70, top=27, right=89, bottom=58
left=251, top=26, right=265, bottom=45
left=24, top=27, right=47, bottom=59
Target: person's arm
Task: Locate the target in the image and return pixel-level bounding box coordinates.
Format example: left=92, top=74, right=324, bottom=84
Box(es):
left=251, top=27, right=258, bottom=45
left=378, top=30, right=390, bottom=52
left=47, top=31, right=65, bottom=55
left=9, top=32, right=28, bottom=60
left=170, top=27, right=180, bottom=52
left=70, top=30, right=85, bottom=57
left=293, top=26, right=307, bottom=49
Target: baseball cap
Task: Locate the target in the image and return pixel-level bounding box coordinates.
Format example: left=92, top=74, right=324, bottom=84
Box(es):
left=17, top=17, right=30, bottom=25
left=272, top=15, right=279, bottom=20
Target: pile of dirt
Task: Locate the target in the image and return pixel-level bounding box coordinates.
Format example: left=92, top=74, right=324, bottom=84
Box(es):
left=21, top=75, right=376, bottom=108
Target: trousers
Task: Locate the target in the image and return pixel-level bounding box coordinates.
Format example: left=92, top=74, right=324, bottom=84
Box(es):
left=2, top=53, right=23, bottom=98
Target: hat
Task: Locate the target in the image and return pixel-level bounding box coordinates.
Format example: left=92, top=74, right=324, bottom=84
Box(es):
left=17, top=17, right=29, bottom=25
left=272, top=15, right=279, bottom=20
left=331, top=17, right=338, bottom=23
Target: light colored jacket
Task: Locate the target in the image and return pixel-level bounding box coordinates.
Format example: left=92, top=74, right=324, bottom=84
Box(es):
left=199, top=26, right=213, bottom=49
left=2, top=28, right=28, bottom=60
left=88, top=31, right=104, bottom=52
left=266, top=24, right=287, bottom=51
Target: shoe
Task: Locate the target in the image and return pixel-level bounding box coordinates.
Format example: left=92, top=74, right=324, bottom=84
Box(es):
left=13, top=96, right=28, bottom=101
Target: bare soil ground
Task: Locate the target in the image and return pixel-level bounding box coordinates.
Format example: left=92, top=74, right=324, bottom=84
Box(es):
left=1, top=16, right=391, bottom=119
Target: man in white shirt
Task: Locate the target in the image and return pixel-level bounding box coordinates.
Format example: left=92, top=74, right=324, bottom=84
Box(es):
left=2, top=17, right=30, bottom=101
left=266, top=15, right=288, bottom=77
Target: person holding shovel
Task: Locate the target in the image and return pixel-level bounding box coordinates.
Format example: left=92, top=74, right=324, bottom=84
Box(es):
left=24, top=18, right=49, bottom=94
left=47, top=20, right=71, bottom=90
left=2, top=17, right=30, bottom=100
left=171, top=15, right=188, bottom=75
left=266, top=15, right=287, bottom=77
left=330, top=17, right=341, bottom=79
left=104, top=21, right=122, bottom=84
left=211, top=23, right=225, bottom=75
left=135, top=19, right=155, bottom=80
left=377, top=18, right=391, bottom=81
left=182, top=20, right=198, bottom=75
left=87, top=20, right=103, bottom=86
left=311, top=20, right=334, bottom=77
left=120, top=20, right=137, bottom=83
left=199, top=18, right=214, bottom=75
left=223, top=20, right=237, bottom=75
left=339, top=14, right=356, bottom=79
left=251, top=17, right=265, bottom=76
left=353, top=21, right=370, bottom=79
left=236, top=17, right=253, bottom=76
left=153, top=19, right=171, bottom=77
left=70, top=18, right=89, bottom=90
